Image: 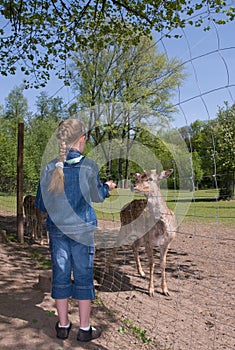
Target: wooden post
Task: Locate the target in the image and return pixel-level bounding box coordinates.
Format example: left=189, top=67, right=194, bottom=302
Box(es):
left=17, top=123, right=24, bottom=243
left=38, top=271, right=52, bottom=292
left=0, top=230, right=7, bottom=243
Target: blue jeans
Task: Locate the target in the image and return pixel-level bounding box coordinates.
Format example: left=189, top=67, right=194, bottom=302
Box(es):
left=49, top=231, right=95, bottom=300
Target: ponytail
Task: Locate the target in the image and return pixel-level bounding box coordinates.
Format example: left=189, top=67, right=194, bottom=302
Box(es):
left=48, top=119, right=86, bottom=194
left=48, top=140, right=67, bottom=194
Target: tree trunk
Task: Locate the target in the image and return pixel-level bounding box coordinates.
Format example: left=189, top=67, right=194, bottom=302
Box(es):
left=219, top=171, right=234, bottom=200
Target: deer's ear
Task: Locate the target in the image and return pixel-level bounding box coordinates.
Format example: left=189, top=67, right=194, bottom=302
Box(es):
left=159, top=169, right=173, bottom=180
left=131, top=173, right=140, bottom=179
left=140, top=172, right=148, bottom=180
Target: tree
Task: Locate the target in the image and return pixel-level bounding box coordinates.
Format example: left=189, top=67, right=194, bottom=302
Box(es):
left=214, top=103, right=235, bottom=199
left=179, top=103, right=235, bottom=197
left=70, top=36, right=185, bottom=181
left=35, top=92, right=65, bottom=122
left=0, top=118, right=16, bottom=192
left=192, top=151, right=204, bottom=189
left=0, top=86, right=29, bottom=192
left=23, top=93, right=67, bottom=191
left=2, top=86, right=29, bottom=136
left=0, top=1, right=234, bottom=87
left=179, top=120, right=216, bottom=189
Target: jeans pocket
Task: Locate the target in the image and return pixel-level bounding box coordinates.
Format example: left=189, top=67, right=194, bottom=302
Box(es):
left=88, top=246, right=95, bottom=268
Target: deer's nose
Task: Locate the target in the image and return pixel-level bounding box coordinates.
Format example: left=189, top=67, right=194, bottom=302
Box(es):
left=130, top=184, right=135, bottom=192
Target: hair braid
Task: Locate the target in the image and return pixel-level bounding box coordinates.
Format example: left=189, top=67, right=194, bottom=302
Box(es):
left=48, top=119, right=86, bottom=194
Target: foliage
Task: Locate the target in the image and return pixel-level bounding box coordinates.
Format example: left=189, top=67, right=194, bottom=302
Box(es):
left=0, top=124, right=17, bottom=192
left=192, top=151, right=204, bottom=187
left=121, top=318, right=152, bottom=344
left=0, top=92, right=234, bottom=198
left=69, top=36, right=185, bottom=182
left=0, top=1, right=234, bottom=87
left=215, top=103, right=235, bottom=170
left=179, top=103, right=235, bottom=198
left=0, top=86, right=28, bottom=192
left=24, top=93, right=66, bottom=191
left=71, top=36, right=184, bottom=114
left=0, top=87, right=65, bottom=193
left=2, top=85, right=29, bottom=135
left=214, top=102, right=235, bottom=199
left=24, top=118, right=59, bottom=191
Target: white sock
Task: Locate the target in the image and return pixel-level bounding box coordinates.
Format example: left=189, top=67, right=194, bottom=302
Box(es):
left=58, top=321, right=70, bottom=328
left=80, top=325, right=90, bottom=331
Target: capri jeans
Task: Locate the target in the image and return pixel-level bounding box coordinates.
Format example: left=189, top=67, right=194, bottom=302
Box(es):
left=49, top=231, right=95, bottom=300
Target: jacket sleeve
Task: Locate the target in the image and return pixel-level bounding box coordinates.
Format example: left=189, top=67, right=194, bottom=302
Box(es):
left=89, top=164, right=109, bottom=203
left=35, top=181, right=47, bottom=212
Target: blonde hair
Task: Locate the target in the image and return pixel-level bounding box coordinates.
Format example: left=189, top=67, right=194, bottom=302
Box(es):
left=48, top=119, right=86, bottom=194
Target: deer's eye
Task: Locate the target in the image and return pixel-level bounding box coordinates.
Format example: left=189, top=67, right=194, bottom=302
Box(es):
left=148, top=177, right=153, bottom=181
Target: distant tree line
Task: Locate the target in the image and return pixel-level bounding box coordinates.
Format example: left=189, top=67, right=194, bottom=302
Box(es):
left=179, top=102, right=235, bottom=199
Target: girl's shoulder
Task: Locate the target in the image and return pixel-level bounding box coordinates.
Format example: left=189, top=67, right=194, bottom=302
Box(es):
left=81, top=157, right=98, bottom=171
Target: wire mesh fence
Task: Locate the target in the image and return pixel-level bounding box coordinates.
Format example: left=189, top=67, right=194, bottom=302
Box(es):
left=0, top=185, right=234, bottom=349
left=0, top=15, right=234, bottom=350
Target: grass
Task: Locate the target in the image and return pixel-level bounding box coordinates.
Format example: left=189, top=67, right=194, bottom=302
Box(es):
left=170, top=189, right=235, bottom=224
left=0, top=193, right=16, bottom=214
left=95, top=188, right=235, bottom=224
left=28, top=249, right=51, bottom=269
left=94, top=188, right=136, bottom=221
left=119, top=318, right=152, bottom=344
left=0, top=189, right=234, bottom=226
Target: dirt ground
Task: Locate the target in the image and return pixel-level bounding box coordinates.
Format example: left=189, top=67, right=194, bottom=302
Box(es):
left=0, top=216, right=234, bottom=350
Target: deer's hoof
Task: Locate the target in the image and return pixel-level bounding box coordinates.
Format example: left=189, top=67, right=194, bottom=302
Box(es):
left=162, top=290, right=170, bottom=296
left=149, top=288, right=155, bottom=297
left=139, top=271, right=146, bottom=278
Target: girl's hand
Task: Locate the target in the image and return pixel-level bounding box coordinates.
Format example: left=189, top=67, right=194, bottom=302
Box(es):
left=105, top=180, right=116, bottom=191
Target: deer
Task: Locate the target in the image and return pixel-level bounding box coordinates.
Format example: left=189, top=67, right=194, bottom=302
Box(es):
left=105, top=169, right=176, bottom=297
left=23, top=195, right=48, bottom=245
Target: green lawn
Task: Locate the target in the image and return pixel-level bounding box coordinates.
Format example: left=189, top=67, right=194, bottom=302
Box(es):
left=180, top=189, right=235, bottom=223
left=0, top=189, right=234, bottom=225
left=0, top=193, right=17, bottom=214
left=95, top=188, right=235, bottom=225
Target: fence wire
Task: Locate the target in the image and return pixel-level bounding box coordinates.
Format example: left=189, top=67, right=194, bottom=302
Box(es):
left=0, top=21, right=234, bottom=350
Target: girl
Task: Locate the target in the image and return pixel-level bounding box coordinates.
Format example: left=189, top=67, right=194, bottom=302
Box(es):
left=35, top=119, right=116, bottom=342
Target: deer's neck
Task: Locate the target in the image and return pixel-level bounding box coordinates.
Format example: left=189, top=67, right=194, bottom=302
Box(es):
left=147, top=189, right=167, bottom=219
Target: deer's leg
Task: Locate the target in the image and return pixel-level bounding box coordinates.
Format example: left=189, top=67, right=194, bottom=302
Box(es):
left=24, top=215, right=29, bottom=236
left=37, top=219, right=44, bottom=245
left=159, top=245, right=169, bottom=296
left=33, top=219, right=37, bottom=241
left=132, top=240, right=145, bottom=277
left=46, top=231, right=49, bottom=244
left=25, top=213, right=32, bottom=238
left=144, top=239, right=155, bottom=297
left=30, top=218, right=35, bottom=241
left=42, top=214, right=49, bottom=244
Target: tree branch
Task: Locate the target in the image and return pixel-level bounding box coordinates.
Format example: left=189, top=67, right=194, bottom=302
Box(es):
left=111, top=0, right=156, bottom=25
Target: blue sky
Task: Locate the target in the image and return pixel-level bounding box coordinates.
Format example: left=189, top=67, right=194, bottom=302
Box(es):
left=158, top=20, right=235, bottom=127
left=0, top=20, right=234, bottom=128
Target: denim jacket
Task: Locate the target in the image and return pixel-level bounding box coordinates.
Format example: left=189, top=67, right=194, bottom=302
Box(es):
left=35, top=149, right=109, bottom=244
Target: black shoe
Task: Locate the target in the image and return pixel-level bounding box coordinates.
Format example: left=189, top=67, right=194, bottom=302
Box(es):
left=55, top=321, right=72, bottom=340
left=77, top=326, right=102, bottom=342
